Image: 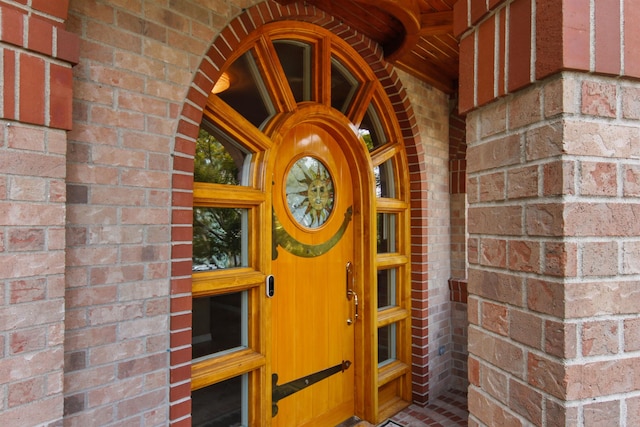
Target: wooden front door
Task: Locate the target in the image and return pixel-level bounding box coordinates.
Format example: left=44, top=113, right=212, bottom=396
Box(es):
left=271, top=122, right=356, bottom=426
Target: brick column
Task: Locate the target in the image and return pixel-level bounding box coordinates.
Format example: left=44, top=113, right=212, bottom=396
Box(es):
left=456, top=0, right=640, bottom=425
left=0, top=1, right=77, bottom=425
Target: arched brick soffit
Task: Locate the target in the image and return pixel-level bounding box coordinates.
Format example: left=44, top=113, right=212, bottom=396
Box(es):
left=175, top=0, right=425, bottom=180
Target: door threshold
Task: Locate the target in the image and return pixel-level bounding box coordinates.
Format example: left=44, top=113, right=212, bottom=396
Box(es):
left=335, top=416, right=375, bottom=427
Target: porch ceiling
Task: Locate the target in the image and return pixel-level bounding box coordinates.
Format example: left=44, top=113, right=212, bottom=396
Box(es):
left=275, top=0, right=459, bottom=93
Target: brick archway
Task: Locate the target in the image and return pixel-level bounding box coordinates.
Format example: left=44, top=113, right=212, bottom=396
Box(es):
left=169, top=1, right=430, bottom=422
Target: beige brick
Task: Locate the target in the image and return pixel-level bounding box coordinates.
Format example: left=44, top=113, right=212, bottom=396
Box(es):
left=580, top=161, right=618, bottom=196
left=622, top=85, right=640, bottom=119
left=566, top=356, right=640, bottom=399
left=565, top=281, right=640, bottom=317
left=623, top=164, right=640, bottom=196
left=581, top=80, right=617, bottom=117
left=584, top=400, right=620, bottom=427
left=582, top=241, right=618, bottom=276
left=582, top=320, right=619, bottom=356
left=624, top=318, right=640, bottom=352
left=564, top=120, right=640, bottom=158
left=627, top=395, right=640, bottom=426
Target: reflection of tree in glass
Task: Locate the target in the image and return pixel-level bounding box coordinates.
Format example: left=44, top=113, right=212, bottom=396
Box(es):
left=194, top=128, right=239, bottom=185
left=193, top=207, right=243, bottom=270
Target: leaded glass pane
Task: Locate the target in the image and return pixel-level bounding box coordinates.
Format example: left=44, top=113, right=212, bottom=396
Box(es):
left=192, top=375, right=248, bottom=427
left=193, top=208, right=248, bottom=271
left=192, top=292, right=248, bottom=360
left=274, top=40, right=312, bottom=103
left=217, top=49, right=275, bottom=129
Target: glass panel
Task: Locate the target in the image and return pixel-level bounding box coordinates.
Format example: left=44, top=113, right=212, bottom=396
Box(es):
left=193, top=208, right=248, bottom=271
left=378, top=324, right=397, bottom=366
left=217, top=49, right=275, bottom=129
left=377, top=268, right=397, bottom=309
left=331, top=57, right=359, bottom=113
left=374, top=159, right=395, bottom=198
left=196, top=123, right=251, bottom=185
left=273, top=40, right=312, bottom=103
left=359, top=104, right=387, bottom=151
left=192, top=292, right=248, bottom=359
left=192, top=375, right=248, bottom=427
left=377, top=213, right=397, bottom=253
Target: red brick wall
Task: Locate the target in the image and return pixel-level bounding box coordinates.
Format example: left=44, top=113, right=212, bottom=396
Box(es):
left=455, top=0, right=640, bottom=114
left=0, top=1, right=76, bottom=425
left=457, top=1, right=640, bottom=424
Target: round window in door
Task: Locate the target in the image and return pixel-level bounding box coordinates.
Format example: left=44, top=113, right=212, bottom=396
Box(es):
left=285, top=156, right=335, bottom=228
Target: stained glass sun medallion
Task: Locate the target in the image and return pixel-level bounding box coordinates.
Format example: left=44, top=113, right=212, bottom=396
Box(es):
left=285, top=156, right=335, bottom=228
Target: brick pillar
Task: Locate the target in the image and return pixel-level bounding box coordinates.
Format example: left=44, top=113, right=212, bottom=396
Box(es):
left=0, top=1, right=77, bottom=425
left=456, top=0, right=640, bottom=425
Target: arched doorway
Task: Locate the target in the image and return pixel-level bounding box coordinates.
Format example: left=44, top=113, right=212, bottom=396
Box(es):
left=182, top=20, right=418, bottom=426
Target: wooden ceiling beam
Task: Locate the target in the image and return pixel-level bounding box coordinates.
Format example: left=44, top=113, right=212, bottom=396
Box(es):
left=419, top=11, right=453, bottom=36
left=353, top=0, right=422, bottom=62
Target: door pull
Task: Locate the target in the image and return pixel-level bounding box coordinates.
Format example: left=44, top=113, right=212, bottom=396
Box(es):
left=346, top=262, right=358, bottom=325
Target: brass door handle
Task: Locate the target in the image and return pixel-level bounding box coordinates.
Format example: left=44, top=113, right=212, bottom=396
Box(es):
left=346, top=262, right=358, bottom=325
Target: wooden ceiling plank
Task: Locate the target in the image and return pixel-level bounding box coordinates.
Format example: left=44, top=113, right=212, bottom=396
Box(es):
left=419, top=10, right=453, bottom=36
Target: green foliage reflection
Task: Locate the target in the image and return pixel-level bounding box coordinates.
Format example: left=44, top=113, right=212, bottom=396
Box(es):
left=193, top=207, right=244, bottom=270
left=194, top=128, right=239, bottom=185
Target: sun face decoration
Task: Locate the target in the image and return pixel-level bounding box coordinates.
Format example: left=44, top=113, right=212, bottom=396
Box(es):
left=285, top=156, right=335, bottom=228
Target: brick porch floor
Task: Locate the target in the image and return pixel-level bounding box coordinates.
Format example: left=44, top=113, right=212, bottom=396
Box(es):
left=386, top=389, right=468, bottom=427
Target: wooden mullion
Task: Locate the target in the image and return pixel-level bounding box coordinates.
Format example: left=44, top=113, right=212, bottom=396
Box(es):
left=376, top=307, right=409, bottom=327
left=204, top=96, right=273, bottom=153
left=315, top=35, right=332, bottom=106
left=376, top=198, right=408, bottom=211
left=191, top=349, right=266, bottom=391
left=253, top=36, right=297, bottom=113
left=193, top=182, right=265, bottom=206
left=345, top=80, right=376, bottom=127
left=370, top=142, right=400, bottom=167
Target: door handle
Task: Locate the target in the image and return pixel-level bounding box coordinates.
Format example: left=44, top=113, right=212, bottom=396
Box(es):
left=346, top=262, right=358, bottom=325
